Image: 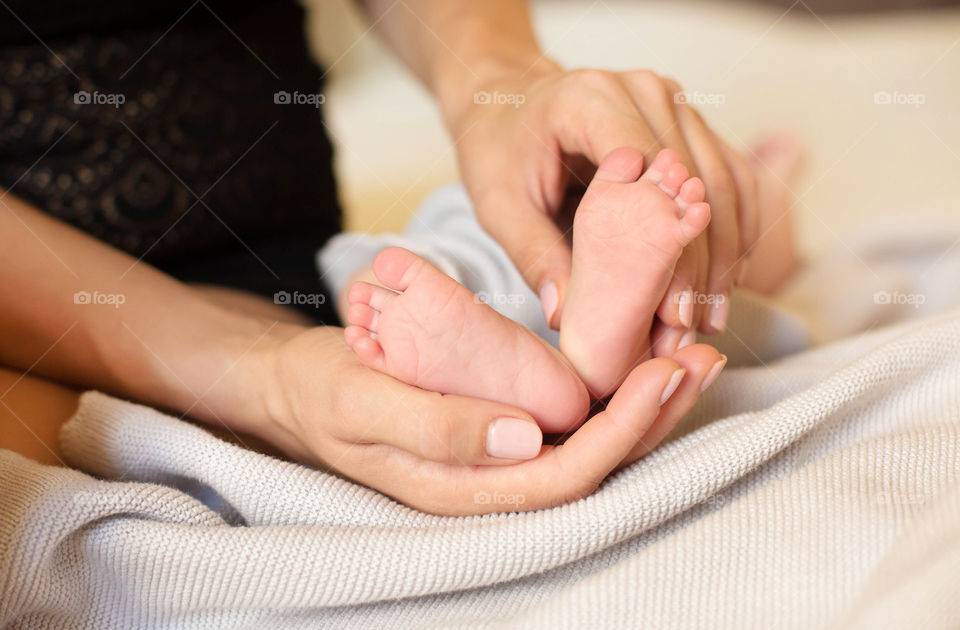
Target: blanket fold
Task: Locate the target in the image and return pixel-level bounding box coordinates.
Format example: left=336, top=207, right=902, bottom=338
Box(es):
left=3, top=219, right=960, bottom=628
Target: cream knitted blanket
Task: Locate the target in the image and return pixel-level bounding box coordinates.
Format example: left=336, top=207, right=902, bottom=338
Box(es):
left=3, top=220, right=960, bottom=629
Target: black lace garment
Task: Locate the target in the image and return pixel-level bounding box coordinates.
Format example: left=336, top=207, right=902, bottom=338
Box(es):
left=0, top=0, right=342, bottom=323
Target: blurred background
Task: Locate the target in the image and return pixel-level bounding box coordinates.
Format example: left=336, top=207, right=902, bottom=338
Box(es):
left=303, top=0, right=960, bottom=261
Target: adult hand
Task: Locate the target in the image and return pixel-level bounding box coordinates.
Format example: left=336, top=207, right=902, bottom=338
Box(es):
left=448, top=65, right=758, bottom=336
left=255, top=325, right=546, bottom=470
left=250, top=326, right=724, bottom=515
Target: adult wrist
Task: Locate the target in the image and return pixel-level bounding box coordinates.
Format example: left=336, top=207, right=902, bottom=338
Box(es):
left=179, top=313, right=305, bottom=441
left=436, top=52, right=561, bottom=133
left=227, top=324, right=353, bottom=463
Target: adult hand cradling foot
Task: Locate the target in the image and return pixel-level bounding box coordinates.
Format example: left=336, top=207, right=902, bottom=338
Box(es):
left=243, top=324, right=727, bottom=515
left=448, top=64, right=760, bottom=340
left=364, top=1, right=760, bottom=339
left=0, top=0, right=792, bottom=516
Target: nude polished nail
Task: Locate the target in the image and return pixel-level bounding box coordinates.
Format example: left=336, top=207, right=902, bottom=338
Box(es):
left=659, top=368, right=686, bottom=405
left=539, top=281, right=559, bottom=329
left=709, top=297, right=729, bottom=332
left=486, top=417, right=542, bottom=460
left=701, top=355, right=728, bottom=392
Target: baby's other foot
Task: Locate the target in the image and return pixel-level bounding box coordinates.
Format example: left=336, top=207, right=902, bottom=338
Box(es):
left=345, top=247, right=590, bottom=434
left=559, top=148, right=711, bottom=398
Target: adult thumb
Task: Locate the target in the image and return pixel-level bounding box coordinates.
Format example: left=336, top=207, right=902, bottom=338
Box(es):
left=475, top=192, right=573, bottom=330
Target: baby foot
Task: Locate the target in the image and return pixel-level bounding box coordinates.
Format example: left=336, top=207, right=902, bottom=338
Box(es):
left=344, top=247, right=590, bottom=434
left=559, top=147, right=711, bottom=398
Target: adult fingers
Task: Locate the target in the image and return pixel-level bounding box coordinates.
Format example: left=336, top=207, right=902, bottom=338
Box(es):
left=618, top=343, right=727, bottom=467
left=617, top=72, right=701, bottom=175
left=478, top=357, right=690, bottom=513
left=674, top=105, right=741, bottom=333
left=691, top=234, right=711, bottom=330
left=656, top=244, right=700, bottom=330
left=549, top=70, right=665, bottom=170
left=353, top=357, right=691, bottom=515
left=650, top=319, right=696, bottom=358
left=715, top=132, right=760, bottom=284
left=475, top=190, right=573, bottom=330
left=330, top=365, right=543, bottom=467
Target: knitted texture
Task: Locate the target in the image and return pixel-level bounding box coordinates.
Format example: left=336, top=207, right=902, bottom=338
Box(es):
left=3, top=207, right=960, bottom=628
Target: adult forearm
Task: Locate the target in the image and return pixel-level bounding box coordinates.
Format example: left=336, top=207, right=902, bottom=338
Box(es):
left=357, top=0, right=557, bottom=124
left=0, top=193, right=290, bottom=434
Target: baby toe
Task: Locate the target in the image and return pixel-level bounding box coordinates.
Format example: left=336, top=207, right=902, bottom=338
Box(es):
left=347, top=302, right=380, bottom=331
left=344, top=325, right=385, bottom=368
left=595, top=147, right=646, bottom=183
left=658, top=162, right=690, bottom=198
left=677, top=176, right=706, bottom=208
left=348, top=281, right=396, bottom=312
left=640, top=148, right=681, bottom=184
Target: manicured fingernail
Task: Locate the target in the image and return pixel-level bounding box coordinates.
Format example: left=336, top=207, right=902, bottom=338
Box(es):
left=677, top=329, right=697, bottom=349
left=539, top=281, right=559, bottom=328
left=678, top=287, right=694, bottom=328
left=700, top=355, right=728, bottom=392
left=709, top=297, right=729, bottom=332
left=486, top=417, right=542, bottom=460
left=659, top=368, right=686, bottom=405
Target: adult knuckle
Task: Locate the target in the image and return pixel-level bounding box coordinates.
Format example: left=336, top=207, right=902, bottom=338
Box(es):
left=573, top=68, right=623, bottom=95
left=626, top=69, right=676, bottom=102
left=622, top=68, right=659, bottom=87
left=649, top=78, right=676, bottom=104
